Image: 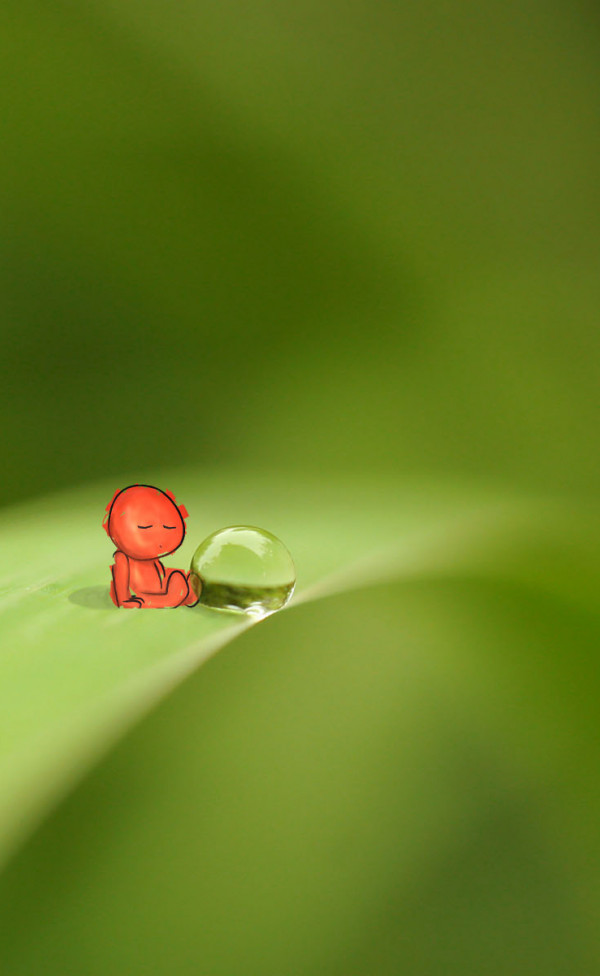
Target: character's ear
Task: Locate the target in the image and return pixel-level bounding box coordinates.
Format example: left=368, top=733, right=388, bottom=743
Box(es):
left=163, top=488, right=187, bottom=520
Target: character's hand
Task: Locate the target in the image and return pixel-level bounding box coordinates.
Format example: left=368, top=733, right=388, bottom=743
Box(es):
left=121, top=597, right=144, bottom=609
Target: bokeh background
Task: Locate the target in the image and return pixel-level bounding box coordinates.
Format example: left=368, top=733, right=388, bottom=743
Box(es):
left=1, top=1, right=599, bottom=974
left=2, top=0, right=598, bottom=505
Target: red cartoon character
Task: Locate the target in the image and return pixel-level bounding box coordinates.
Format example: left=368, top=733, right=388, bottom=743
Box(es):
left=103, top=485, right=200, bottom=608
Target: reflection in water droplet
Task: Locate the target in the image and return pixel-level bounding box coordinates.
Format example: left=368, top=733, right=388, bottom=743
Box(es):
left=190, top=526, right=296, bottom=617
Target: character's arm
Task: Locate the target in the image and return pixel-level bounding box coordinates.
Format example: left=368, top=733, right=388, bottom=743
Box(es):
left=111, top=551, right=143, bottom=608
left=154, top=560, right=166, bottom=589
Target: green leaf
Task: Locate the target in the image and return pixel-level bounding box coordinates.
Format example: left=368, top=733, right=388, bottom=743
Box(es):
left=0, top=470, right=598, bottom=973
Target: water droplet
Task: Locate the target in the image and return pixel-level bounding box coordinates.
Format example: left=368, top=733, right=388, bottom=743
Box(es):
left=190, top=525, right=295, bottom=617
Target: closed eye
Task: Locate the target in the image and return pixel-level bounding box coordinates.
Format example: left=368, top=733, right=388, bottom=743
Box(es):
left=163, top=525, right=177, bottom=529
left=137, top=524, right=153, bottom=529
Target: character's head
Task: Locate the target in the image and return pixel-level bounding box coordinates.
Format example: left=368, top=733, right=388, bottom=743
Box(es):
left=103, top=485, right=188, bottom=560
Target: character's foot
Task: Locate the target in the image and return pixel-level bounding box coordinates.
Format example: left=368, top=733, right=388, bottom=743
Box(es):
left=121, top=598, right=143, bottom=609
left=184, top=572, right=200, bottom=607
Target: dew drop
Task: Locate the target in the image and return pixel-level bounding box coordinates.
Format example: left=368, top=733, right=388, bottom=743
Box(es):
left=190, top=525, right=296, bottom=617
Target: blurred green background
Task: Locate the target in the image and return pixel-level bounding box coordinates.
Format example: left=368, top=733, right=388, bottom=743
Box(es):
left=2, top=0, right=598, bottom=505
left=1, top=1, right=599, bottom=973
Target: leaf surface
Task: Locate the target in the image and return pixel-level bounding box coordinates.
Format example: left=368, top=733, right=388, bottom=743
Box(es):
left=1, top=470, right=594, bottom=869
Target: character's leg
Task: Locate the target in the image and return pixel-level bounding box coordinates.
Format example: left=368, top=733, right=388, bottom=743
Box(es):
left=160, top=567, right=199, bottom=607
left=139, top=570, right=190, bottom=608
